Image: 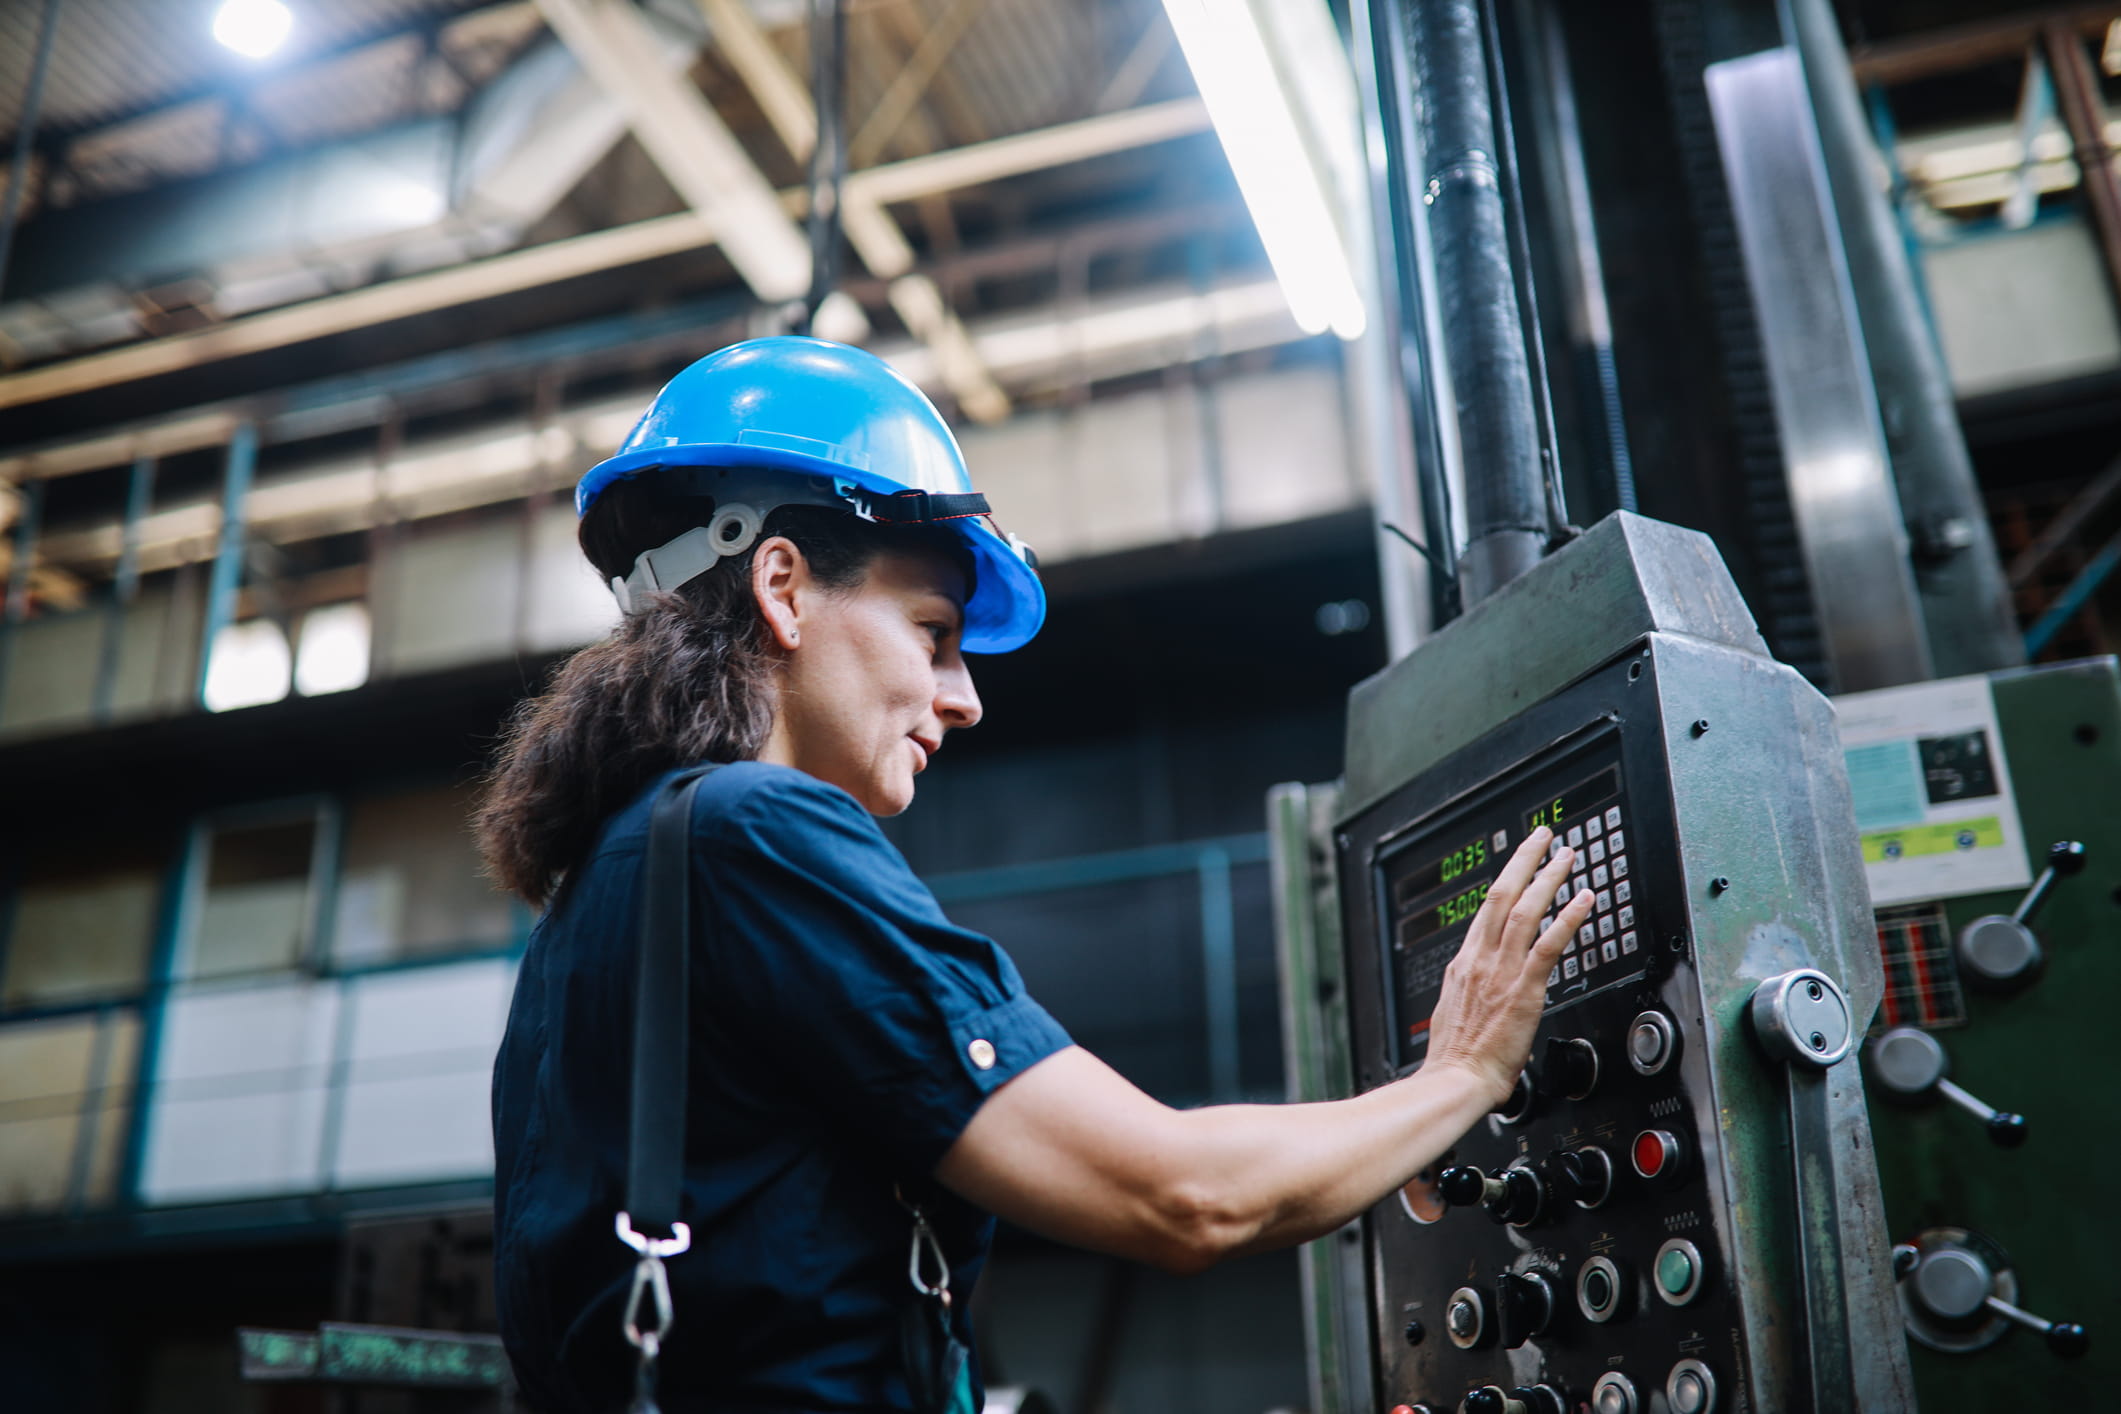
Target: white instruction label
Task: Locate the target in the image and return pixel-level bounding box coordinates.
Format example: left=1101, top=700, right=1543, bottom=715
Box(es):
left=1833, top=675, right=2032, bottom=906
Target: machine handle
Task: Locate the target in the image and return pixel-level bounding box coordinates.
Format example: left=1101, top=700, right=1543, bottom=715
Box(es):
left=1865, top=1028, right=2028, bottom=1148
left=1892, top=1241, right=2089, bottom=1358
left=1984, top=1296, right=2090, bottom=1359
left=2012, top=840, right=2086, bottom=926
left=1747, top=968, right=1859, bottom=1414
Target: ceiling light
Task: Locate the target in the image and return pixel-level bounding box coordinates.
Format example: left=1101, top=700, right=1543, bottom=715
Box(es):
left=1162, top=0, right=1366, bottom=340
left=213, top=0, right=293, bottom=59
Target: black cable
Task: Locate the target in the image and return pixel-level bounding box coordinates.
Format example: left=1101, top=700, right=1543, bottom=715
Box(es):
left=0, top=0, right=65, bottom=306
left=797, top=0, right=847, bottom=334
left=1382, top=521, right=1446, bottom=571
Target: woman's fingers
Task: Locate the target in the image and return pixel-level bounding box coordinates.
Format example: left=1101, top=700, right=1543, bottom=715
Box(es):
left=1469, top=829, right=1558, bottom=947
left=1534, top=885, right=1596, bottom=972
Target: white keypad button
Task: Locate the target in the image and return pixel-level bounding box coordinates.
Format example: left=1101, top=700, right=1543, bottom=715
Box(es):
left=1598, top=914, right=1616, bottom=938
left=1615, top=880, right=1632, bottom=904
left=1583, top=947, right=1600, bottom=971
left=1564, top=956, right=1580, bottom=979
left=1618, top=905, right=1635, bottom=929
left=1609, top=829, right=1626, bottom=853
left=1621, top=930, right=1639, bottom=954
left=1568, top=826, right=1584, bottom=848
left=1589, top=839, right=1607, bottom=864
left=1602, top=940, right=1618, bottom=963
left=1578, top=924, right=1595, bottom=947
left=1612, top=854, right=1629, bottom=878
left=1548, top=967, right=1560, bottom=987
left=1573, top=873, right=1588, bottom=897
left=1594, top=890, right=1611, bottom=914
left=1605, top=806, right=1622, bottom=830
left=1586, top=816, right=1603, bottom=839
left=1591, top=864, right=1609, bottom=888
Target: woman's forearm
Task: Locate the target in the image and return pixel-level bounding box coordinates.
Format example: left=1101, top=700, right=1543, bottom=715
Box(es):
left=1170, top=1061, right=1498, bottom=1259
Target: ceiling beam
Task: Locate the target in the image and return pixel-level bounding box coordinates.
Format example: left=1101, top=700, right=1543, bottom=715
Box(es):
left=1848, top=3, right=2119, bottom=84
left=697, top=0, right=1007, bottom=421
left=532, top=0, right=812, bottom=301
left=0, top=98, right=1210, bottom=419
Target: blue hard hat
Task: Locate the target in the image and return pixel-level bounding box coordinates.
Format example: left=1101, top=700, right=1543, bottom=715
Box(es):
left=576, top=336, right=1043, bottom=653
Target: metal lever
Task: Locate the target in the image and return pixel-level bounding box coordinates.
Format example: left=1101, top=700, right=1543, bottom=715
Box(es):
left=1748, top=968, right=1859, bottom=1414
left=1957, top=840, right=2086, bottom=985
left=1866, top=1027, right=2028, bottom=1147
left=1893, top=1241, right=2090, bottom=1358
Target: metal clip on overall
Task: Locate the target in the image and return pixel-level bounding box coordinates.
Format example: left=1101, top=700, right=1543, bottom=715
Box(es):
left=617, top=767, right=720, bottom=1414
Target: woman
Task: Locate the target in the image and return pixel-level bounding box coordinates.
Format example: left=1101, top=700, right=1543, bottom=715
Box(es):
left=482, top=337, right=1592, bottom=1414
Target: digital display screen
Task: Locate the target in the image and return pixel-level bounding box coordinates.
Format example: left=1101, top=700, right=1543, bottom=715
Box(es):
left=1377, top=740, right=1637, bottom=1066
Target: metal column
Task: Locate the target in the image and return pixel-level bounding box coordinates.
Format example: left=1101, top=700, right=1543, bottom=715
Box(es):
left=1787, top=0, right=2023, bottom=678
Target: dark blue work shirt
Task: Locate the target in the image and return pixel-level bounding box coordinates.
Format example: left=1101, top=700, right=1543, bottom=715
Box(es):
left=492, top=763, right=1072, bottom=1414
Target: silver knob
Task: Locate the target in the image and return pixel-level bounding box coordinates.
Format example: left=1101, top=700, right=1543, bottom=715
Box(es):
left=1590, top=1372, right=1637, bottom=1414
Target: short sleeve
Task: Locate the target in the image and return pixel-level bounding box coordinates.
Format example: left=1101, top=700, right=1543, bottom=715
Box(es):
left=694, top=767, right=1072, bottom=1175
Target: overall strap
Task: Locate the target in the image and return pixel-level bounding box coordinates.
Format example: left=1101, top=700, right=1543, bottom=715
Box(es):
left=626, top=764, right=721, bottom=1238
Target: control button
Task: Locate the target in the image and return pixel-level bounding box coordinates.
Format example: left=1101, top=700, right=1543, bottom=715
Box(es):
left=1666, top=1359, right=1716, bottom=1414
left=1573, top=872, right=1588, bottom=897
left=1609, top=828, right=1626, bottom=852
left=1605, top=806, right=1623, bottom=830
left=1461, top=1389, right=1525, bottom=1414
left=1564, top=956, right=1580, bottom=979
left=1596, top=888, right=1612, bottom=913
left=1576, top=1254, right=1631, bottom=1322
left=1546, top=1144, right=1614, bottom=1209
left=1587, top=815, right=1603, bottom=838
left=1495, top=1270, right=1555, bottom=1348
left=1591, top=1372, right=1637, bottom=1414
left=1445, top=1285, right=1493, bottom=1349
left=1629, top=1010, right=1676, bottom=1074
left=1612, top=853, right=1630, bottom=878
left=1632, top=1128, right=1683, bottom=1180
left=1654, top=1237, right=1707, bottom=1306
left=1577, top=923, right=1594, bottom=947
left=1602, top=940, right=1618, bottom=963
left=1589, top=839, right=1607, bottom=864
left=1615, top=879, right=1632, bottom=904
left=1618, top=904, right=1635, bottom=928
left=1547, top=966, right=1559, bottom=987
left=1591, top=864, right=1610, bottom=888
left=1582, top=948, right=1599, bottom=972
left=1568, top=826, right=1584, bottom=848
left=1621, top=930, right=1639, bottom=954
left=1598, top=914, right=1615, bottom=938
left=1539, top=1036, right=1600, bottom=1101
left=1496, top=1071, right=1536, bottom=1124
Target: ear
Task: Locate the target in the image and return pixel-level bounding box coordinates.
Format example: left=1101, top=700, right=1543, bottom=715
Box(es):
left=750, top=535, right=806, bottom=651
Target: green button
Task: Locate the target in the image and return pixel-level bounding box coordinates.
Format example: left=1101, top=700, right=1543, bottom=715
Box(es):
left=1658, top=1247, right=1695, bottom=1296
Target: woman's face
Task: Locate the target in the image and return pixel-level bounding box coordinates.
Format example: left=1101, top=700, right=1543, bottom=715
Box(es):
left=755, top=541, right=983, bottom=815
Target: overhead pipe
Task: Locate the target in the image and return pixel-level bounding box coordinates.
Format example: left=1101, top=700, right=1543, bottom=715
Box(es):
left=1406, top=0, right=1549, bottom=607
left=0, top=0, right=64, bottom=305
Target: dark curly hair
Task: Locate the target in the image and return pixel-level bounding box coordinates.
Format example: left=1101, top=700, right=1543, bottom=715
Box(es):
left=476, top=474, right=968, bottom=905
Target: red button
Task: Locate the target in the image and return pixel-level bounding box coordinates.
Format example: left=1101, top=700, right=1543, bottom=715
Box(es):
left=1633, top=1129, right=1679, bottom=1179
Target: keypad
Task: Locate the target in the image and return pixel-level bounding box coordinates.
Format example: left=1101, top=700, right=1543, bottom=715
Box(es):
left=1546, top=803, right=1632, bottom=1000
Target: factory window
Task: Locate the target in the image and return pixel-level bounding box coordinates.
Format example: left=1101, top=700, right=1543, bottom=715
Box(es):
left=0, top=1008, right=141, bottom=1216
left=201, top=617, right=292, bottom=712
left=2, top=841, right=172, bottom=1012
left=294, top=602, right=371, bottom=696
left=186, top=812, right=324, bottom=980
left=331, top=783, right=514, bottom=966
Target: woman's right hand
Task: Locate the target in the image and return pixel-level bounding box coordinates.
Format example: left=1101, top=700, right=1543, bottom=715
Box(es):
left=1421, top=827, right=1593, bottom=1109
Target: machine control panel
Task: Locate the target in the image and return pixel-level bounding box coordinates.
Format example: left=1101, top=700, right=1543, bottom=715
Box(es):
left=1377, top=738, right=1646, bottom=1063
left=1341, top=661, right=1755, bottom=1412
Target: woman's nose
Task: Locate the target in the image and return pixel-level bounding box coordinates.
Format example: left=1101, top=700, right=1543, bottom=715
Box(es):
left=936, top=661, right=982, bottom=730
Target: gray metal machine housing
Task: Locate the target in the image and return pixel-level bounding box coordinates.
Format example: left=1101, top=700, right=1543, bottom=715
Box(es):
left=1275, top=513, right=1913, bottom=1411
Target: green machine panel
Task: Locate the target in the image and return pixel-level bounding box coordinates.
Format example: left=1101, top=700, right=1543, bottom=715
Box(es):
left=1856, top=658, right=2121, bottom=1406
